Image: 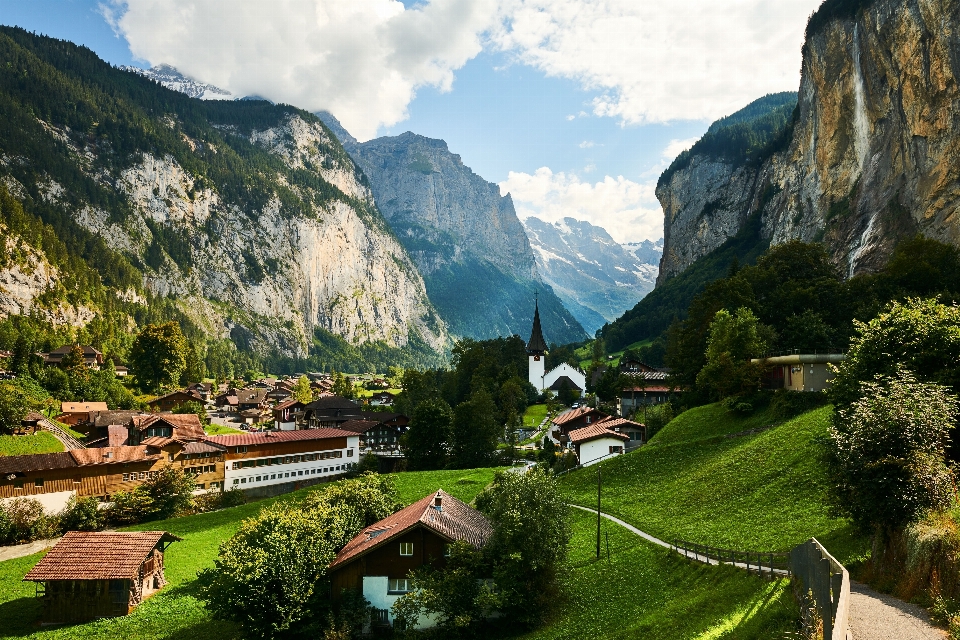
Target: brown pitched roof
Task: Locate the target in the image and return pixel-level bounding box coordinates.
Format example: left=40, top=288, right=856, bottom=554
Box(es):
left=69, top=446, right=160, bottom=465
left=206, top=427, right=355, bottom=447
left=595, top=416, right=645, bottom=431
left=568, top=423, right=631, bottom=445
left=182, top=440, right=227, bottom=454
left=330, top=490, right=493, bottom=570
left=131, top=414, right=206, bottom=441
left=23, top=531, right=181, bottom=582
left=61, top=402, right=109, bottom=414
left=273, top=399, right=304, bottom=411
left=0, top=452, right=77, bottom=475
left=236, top=389, right=268, bottom=404
left=92, top=411, right=144, bottom=428
left=552, top=406, right=606, bottom=426
left=337, top=420, right=382, bottom=434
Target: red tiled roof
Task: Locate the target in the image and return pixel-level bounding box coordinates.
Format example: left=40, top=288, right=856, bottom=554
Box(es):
left=552, top=406, right=605, bottom=426
left=69, top=446, right=160, bottom=465
left=622, top=385, right=671, bottom=393
left=131, top=414, right=206, bottom=441
left=273, top=398, right=302, bottom=411
left=206, top=427, right=355, bottom=447
left=330, top=490, right=492, bottom=569
left=595, top=416, right=645, bottom=430
left=568, top=423, right=630, bottom=445
left=23, top=531, right=180, bottom=581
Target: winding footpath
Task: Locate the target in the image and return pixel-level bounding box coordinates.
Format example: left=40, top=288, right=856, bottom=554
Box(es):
left=569, top=504, right=947, bottom=639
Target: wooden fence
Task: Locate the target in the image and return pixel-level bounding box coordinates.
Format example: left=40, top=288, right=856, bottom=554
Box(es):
left=38, top=418, right=84, bottom=450
left=790, top=537, right=851, bottom=640
left=671, top=536, right=851, bottom=639
left=672, top=539, right=790, bottom=579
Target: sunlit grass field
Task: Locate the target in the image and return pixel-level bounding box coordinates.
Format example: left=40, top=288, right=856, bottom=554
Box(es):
left=0, top=433, right=64, bottom=456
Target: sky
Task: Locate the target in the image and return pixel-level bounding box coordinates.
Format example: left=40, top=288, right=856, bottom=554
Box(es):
left=0, top=0, right=823, bottom=243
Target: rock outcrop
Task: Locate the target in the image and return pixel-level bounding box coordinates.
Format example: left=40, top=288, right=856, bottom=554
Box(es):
left=318, top=114, right=587, bottom=344
left=657, top=0, right=960, bottom=282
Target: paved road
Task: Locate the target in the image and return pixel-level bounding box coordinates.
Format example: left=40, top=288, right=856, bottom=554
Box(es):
left=570, top=505, right=948, bottom=639
left=849, top=581, right=947, bottom=640
left=0, top=538, right=59, bottom=562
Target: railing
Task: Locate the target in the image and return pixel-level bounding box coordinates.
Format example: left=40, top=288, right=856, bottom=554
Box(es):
left=790, top=538, right=851, bottom=640
left=672, top=539, right=790, bottom=579
left=38, top=418, right=84, bottom=450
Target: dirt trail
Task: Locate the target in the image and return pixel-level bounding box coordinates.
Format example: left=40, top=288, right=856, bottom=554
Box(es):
left=849, top=581, right=948, bottom=640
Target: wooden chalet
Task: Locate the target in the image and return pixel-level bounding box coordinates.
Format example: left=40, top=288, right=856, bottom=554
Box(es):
left=550, top=406, right=607, bottom=443
left=338, top=419, right=402, bottom=452
left=236, top=388, right=268, bottom=412
left=273, top=399, right=305, bottom=430
left=369, top=391, right=396, bottom=407
left=595, top=416, right=646, bottom=444
left=23, top=531, right=180, bottom=622
left=299, top=396, right=364, bottom=429
left=57, top=402, right=109, bottom=427
left=328, top=490, right=493, bottom=629
left=147, top=390, right=202, bottom=412
left=41, top=345, right=104, bottom=369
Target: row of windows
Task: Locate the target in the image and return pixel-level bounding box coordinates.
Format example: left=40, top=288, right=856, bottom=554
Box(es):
left=185, top=465, right=216, bottom=475
left=229, top=450, right=351, bottom=470
left=122, top=471, right=158, bottom=482
left=230, top=462, right=357, bottom=485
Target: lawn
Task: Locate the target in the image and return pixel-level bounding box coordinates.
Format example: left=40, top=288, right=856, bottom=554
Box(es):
left=203, top=422, right=243, bottom=436
left=559, top=405, right=868, bottom=564
left=648, top=402, right=784, bottom=446
left=0, top=467, right=504, bottom=640
left=519, top=508, right=796, bottom=640
left=576, top=338, right=653, bottom=369
left=0, top=433, right=64, bottom=456
left=522, top=404, right=548, bottom=428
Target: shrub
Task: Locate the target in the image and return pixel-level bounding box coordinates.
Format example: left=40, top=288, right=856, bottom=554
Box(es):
left=825, top=370, right=957, bottom=531
left=141, top=466, right=196, bottom=520
left=220, top=487, right=246, bottom=509
left=58, top=496, right=103, bottom=532
left=642, top=402, right=675, bottom=440
left=107, top=488, right=157, bottom=525
left=3, top=498, right=56, bottom=542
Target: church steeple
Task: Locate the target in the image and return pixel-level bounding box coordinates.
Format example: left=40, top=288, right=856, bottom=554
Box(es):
left=527, top=296, right=548, bottom=355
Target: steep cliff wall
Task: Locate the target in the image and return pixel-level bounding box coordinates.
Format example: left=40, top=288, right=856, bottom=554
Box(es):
left=0, top=29, right=447, bottom=367
left=658, top=0, right=960, bottom=281
left=318, top=118, right=587, bottom=344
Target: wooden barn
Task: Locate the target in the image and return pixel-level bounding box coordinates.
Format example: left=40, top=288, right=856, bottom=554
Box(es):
left=23, top=531, right=180, bottom=622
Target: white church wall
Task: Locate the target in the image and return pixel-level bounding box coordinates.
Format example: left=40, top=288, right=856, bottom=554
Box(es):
left=542, top=363, right=586, bottom=397
left=529, top=355, right=545, bottom=390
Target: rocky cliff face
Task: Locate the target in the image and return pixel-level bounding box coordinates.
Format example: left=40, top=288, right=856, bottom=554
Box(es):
left=0, top=29, right=448, bottom=366
left=318, top=114, right=587, bottom=344
left=523, top=217, right=658, bottom=335
left=658, top=0, right=960, bottom=281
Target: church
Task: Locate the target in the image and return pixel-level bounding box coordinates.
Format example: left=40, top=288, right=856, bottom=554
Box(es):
left=527, top=299, right=586, bottom=398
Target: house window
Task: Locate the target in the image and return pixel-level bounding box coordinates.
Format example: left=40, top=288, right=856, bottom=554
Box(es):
left=35, top=478, right=44, bottom=487
left=241, top=478, right=246, bottom=484
left=399, top=542, right=413, bottom=556
left=443, top=545, right=451, bottom=558
left=271, top=474, right=276, bottom=480
left=256, top=476, right=262, bottom=482
left=388, top=578, right=412, bottom=593
left=122, top=473, right=129, bottom=481
left=233, top=479, right=239, bottom=485
left=235, top=446, right=247, bottom=454
left=609, top=446, right=623, bottom=454
left=347, top=449, right=354, bottom=457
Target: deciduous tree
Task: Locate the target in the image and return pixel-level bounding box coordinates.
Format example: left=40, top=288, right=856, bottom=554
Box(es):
left=405, top=398, right=452, bottom=471
left=129, top=322, right=188, bottom=393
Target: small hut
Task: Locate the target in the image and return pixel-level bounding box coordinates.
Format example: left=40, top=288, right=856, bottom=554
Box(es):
left=23, top=531, right=181, bottom=622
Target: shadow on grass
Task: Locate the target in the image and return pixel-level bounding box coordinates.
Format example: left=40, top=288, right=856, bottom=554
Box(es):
left=0, top=595, right=48, bottom=637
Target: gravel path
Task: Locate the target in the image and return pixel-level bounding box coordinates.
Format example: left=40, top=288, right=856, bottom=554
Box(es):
left=0, top=538, right=59, bottom=562
left=849, top=581, right=948, bottom=640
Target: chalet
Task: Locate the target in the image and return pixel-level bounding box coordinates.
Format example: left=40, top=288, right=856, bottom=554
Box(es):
left=77, top=410, right=144, bottom=440
left=147, top=390, right=202, bottom=412
left=23, top=531, right=180, bottom=622
left=236, top=388, right=268, bottom=412
left=568, top=423, right=630, bottom=467
left=185, top=382, right=213, bottom=402
left=328, top=490, right=493, bottom=630
left=57, top=402, right=109, bottom=427
left=618, top=370, right=672, bottom=417
left=114, top=365, right=129, bottom=377
left=214, top=392, right=239, bottom=412
left=550, top=406, right=607, bottom=443
left=751, top=353, right=846, bottom=392
left=595, top=416, right=646, bottom=445
left=299, top=396, right=364, bottom=429
left=267, top=385, right=293, bottom=403
left=238, top=408, right=270, bottom=425
left=339, top=419, right=402, bottom=452
left=41, top=345, right=104, bottom=369
left=127, top=414, right=206, bottom=446
left=370, top=391, right=396, bottom=407
left=209, top=428, right=359, bottom=492
left=273, top=399, right=305, bottom=431
left=359, top=411, right=410, bottom=430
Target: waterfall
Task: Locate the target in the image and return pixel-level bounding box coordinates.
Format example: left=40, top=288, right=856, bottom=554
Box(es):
left=852, top=24, right=870, bottom=173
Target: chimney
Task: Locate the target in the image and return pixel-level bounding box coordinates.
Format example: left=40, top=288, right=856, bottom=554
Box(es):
left=434, top=492, right=442, bottom=511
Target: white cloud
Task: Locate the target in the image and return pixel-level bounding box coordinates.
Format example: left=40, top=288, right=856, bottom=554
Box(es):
left=500, top=167, right=662, bottom=243
left=662, top=137, right=699, bottom=161
left=106, top=0, right=499, bottom=140
left=494, top=0, right=822, bottom=125
left=579, top=140, right=595, bottom=149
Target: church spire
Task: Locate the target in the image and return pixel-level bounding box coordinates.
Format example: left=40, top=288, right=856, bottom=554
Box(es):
left=526, top=296, right=548, bottom=354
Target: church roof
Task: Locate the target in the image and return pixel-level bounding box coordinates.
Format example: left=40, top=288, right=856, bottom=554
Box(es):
left=527, top=301, right=548, bottom=353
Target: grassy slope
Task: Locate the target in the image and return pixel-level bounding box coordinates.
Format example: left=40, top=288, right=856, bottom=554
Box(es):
left=202, top=423, right=243, bottom=436
left=0, top=468, right=503, bottom=640
left=522, top=509, right=796, bottom=640
left=0, top=433, right=64, bottom=456
left=560, top=405, right=868, bottom=564
left=523, top=404, right=548, bottom=428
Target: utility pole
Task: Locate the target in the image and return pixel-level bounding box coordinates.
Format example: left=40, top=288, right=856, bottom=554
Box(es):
left=596, top=463, right=601, bottom=560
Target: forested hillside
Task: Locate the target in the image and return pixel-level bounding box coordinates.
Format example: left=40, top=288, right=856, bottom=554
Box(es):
left=0, top=27, right=448, bottom=374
